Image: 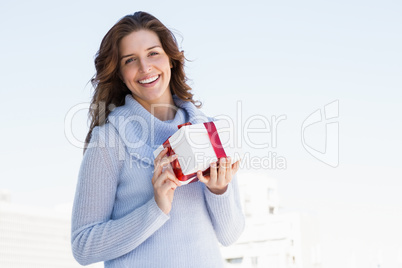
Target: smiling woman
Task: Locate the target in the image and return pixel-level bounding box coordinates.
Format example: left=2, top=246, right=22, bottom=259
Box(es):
left=119, top=30, right=174, bottom=119
left=84, top=11, right=196, bottom=148
left=71, top=11, right=245, bottom=268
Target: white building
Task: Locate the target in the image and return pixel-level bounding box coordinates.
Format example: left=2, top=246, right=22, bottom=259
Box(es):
left=221, top=173, right=321, bottom=268
left=0, top=190, right=101, bottom=268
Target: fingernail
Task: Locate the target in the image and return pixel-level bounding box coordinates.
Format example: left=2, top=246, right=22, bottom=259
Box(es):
left=211, top=162, right=216, bottom=168
left=172, top=154, right=178, bottom=159
left=221, top=158, right=225, bottom=163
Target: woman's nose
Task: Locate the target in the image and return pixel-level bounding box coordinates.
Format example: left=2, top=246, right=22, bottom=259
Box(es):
left=138, top=58, right=151, bottom=73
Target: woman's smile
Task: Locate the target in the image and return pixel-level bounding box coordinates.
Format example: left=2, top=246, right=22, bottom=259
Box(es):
left=138, top=74, right=160, bottom=86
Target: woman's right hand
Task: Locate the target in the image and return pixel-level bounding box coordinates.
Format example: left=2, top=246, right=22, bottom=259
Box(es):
left=152, top=148, right=181, bottom=214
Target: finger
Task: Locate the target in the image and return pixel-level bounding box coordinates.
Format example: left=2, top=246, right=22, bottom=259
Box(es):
left=154, top=147, right=168, bottom=166
left=156, top=154, right=175, bottom=171
left=164, top=170, right=182, bottom=187
left=225, top=156, right=232, bottom=168
left=152, top=161, right=168, bottom=183
left=232, top=160, right=240, bottom=175
left=218, top=157, right=226, bottom=181
left=225, top=157, right=233, bottom=183
left=155, top=170, right=181, bottom=187
left=209, top=161, right=218, bottom=182
left=226, top=156, right=232, bottom=168
left=197, top=171, right=209, bottom=184
left=169, top=154, right=178, bottom=163
left=155, top=180, right=178, bottom=198
left=153, top=154, right=177, bottom=179
left=152, top=164, right=165, bottom=184
left=162, top=180, right=178, bottom=192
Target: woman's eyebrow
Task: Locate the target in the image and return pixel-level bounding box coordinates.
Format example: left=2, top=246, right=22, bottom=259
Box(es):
left=146, top=45, right=161, bottom=51
left=120, top=45, right=161, bottom=60
left=120, top=54, right=134, bottom=60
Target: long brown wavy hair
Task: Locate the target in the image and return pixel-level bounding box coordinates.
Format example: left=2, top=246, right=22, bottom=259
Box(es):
left=84, top=11, right=200, bottom=152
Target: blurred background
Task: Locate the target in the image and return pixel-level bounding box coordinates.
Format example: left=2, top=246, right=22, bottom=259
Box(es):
left=0, top=0, right=401, bottom=267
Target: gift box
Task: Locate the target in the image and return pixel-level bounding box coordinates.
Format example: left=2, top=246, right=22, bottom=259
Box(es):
left=153, top=120, right=242, bottom=184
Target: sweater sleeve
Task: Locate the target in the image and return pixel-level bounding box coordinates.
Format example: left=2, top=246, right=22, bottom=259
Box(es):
left=203, top=175, right=245, bottom=246
left=71, top=127, right=169, bottom=265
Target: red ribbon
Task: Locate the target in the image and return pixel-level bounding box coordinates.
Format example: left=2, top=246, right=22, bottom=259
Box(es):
left=177, top=122, right=192, bottom=129
left=203, top=122, right=227, bottom=159
left=162, top=121, right=226, bottom=183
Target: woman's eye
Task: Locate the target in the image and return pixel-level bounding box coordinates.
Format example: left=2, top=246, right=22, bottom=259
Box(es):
left=125, top=58, right=136, bottom=64
left=149, top=52, right=159, bottom=56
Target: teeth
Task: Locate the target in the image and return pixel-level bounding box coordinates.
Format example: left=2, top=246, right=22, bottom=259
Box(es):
left=139, top=75, right=159, bottom=84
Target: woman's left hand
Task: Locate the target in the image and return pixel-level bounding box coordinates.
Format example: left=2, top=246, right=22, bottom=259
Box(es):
left=197, top=157, right=240, bottom=195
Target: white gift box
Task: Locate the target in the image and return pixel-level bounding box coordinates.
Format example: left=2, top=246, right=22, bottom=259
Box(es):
left=153, top=120, right=242, bottom=184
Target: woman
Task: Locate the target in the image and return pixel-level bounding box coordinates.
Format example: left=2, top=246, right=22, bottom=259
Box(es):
left=71, top=11, right=245, bottom=267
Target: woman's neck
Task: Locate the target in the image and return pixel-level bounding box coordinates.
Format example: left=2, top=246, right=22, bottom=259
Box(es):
left=134, top=93, right=177, bottom=121
left=151, top=101, right=177, bottom=121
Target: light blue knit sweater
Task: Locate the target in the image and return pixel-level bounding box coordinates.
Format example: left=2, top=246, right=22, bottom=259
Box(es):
left=71, top=95, right=245, bottom=267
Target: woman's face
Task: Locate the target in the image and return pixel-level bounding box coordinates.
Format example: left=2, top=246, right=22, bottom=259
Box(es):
left=119, top=30, right=172, bottom=108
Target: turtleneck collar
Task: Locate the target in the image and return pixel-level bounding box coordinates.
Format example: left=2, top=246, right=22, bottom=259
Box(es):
left=107, top=94, right=210, bottom=164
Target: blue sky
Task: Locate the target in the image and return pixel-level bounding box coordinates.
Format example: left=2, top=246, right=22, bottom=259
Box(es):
left=1, top=0, right=401, bottom=266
